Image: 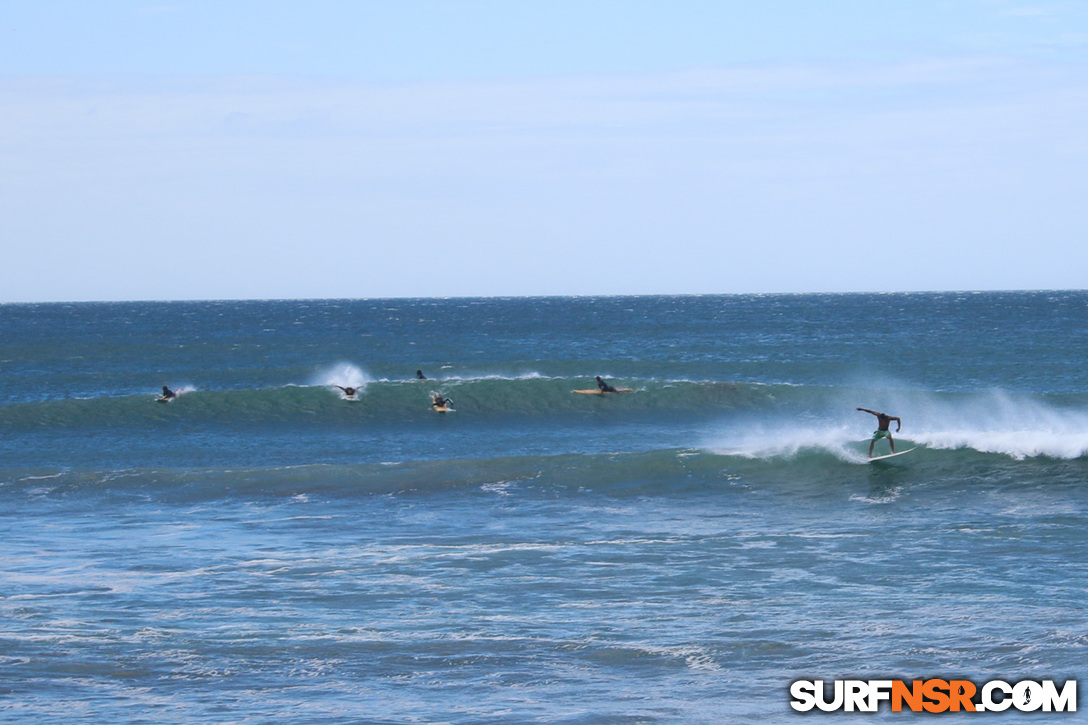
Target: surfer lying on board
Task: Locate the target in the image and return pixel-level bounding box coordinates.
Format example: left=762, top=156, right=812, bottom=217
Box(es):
left=857, top=407, right=901, bottom=457
left=334, top=385, right=357, bottom=397
left=431, top=392, right=452, bottom=409
left=160, top=385, right=176, bottom=401
left=595, top=376, right=617, bottom=393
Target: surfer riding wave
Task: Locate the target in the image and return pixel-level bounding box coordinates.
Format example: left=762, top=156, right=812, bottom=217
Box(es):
left=857, top=407, right=901, bottom=457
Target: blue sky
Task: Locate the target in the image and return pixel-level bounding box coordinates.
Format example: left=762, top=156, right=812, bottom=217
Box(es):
left=2, top=1, right=1086, bottom=301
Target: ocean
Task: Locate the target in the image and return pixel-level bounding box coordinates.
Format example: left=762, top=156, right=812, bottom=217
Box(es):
left=1, top=292, right=1085, bottom=722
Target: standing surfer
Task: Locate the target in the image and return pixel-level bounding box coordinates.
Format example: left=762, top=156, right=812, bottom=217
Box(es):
left=857, top=407, right=901, bottom=457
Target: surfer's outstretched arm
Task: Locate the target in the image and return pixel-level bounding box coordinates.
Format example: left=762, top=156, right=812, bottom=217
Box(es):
left=856, top=407, right=878, bottom=416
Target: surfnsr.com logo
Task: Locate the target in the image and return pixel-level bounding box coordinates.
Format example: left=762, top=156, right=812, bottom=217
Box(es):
left=790, top=679, right=1077, bottom=713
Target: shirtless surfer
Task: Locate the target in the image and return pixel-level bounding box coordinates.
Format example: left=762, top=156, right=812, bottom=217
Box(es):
left=857, top=407, right=901, bottom=457
left=595, top=376, right=617, bottom=393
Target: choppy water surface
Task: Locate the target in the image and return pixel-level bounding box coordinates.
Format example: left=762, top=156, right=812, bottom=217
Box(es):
left=1, top=292, right=1085, bottom=722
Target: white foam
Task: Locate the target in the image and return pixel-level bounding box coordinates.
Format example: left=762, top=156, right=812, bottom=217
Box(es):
left=702, top=389, right=1088, bottom=462
left=436, top=371, right=549, bottom=382
left=915, top=428, right=1088, bottom=460
left=889, top=389, right=1088, bottom=460
left=701, top=421, right=868, bottom=463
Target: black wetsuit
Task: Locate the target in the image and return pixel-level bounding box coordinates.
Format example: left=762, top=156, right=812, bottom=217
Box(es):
left=596, top=377, right=617, bottom=393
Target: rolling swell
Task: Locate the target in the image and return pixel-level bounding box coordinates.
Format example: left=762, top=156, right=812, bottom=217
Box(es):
left=4, top=443, right=1085, bottom=507
left=2, top=451, right=715, bottom=503
left=3, top=377, right=1088, bottom=465
left=0, top=376, right=781, bottom=429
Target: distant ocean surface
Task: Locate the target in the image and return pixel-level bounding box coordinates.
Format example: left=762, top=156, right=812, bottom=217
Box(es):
left=1, top=292, right=1085, bottom=723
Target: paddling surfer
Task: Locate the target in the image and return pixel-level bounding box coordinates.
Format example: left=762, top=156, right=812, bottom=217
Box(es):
left=857, top=407, right=901, bottom=457
left=595, top=376, right=617, bottom=393
left=160, top=385, right=176, bottom=401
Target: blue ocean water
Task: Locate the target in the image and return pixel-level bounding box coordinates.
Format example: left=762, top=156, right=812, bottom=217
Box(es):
left=0, top=292, right=1085, bottom=722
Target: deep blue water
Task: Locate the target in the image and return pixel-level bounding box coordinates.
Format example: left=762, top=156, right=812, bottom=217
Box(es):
left=1, top=292, right=1086, bottom=722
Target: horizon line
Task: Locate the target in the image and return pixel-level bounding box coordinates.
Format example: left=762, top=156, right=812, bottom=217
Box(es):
left=3, top=287, right=1084, bottom=306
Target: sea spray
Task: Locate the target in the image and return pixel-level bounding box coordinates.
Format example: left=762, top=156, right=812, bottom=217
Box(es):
left=877, top=389, right=1088, bottom=460
left=314, top=362, right=373, bottom=397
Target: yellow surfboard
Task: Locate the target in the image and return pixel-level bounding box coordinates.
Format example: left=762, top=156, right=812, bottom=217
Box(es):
left=572, top=388, right=633, bottom=395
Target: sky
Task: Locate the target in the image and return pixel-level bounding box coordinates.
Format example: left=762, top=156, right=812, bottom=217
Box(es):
left=1, top=1, right=1087, bottom=301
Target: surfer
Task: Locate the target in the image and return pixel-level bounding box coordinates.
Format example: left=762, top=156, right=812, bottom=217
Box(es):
left=431, top=392, right=451, bottom=409
left=857, top=407, right=901, bottom=457
left=416, top=370, right=426, bottom=380
left=160, top=385, right=176, bottom=401
left=595, top=376, right=617, bottom=393
left=334, top=385, right=357, bottom=397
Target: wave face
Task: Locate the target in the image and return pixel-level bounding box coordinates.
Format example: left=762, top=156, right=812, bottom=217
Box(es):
left=1, top=292, right=1087, bottom=722
left=3, top=377, right=1087, bottom=470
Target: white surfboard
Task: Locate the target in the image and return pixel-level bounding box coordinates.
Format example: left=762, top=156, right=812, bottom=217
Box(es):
left=869, top=447, right=916, bottom=462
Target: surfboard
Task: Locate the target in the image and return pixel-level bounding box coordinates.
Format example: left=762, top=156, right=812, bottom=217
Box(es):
left=869, top=447, right=916, bottom=462
left=156, top=396, right=173, bottom=403
left=432, top=405, right=451, bottom=412
left=573, top=388, right=634, bottom=395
